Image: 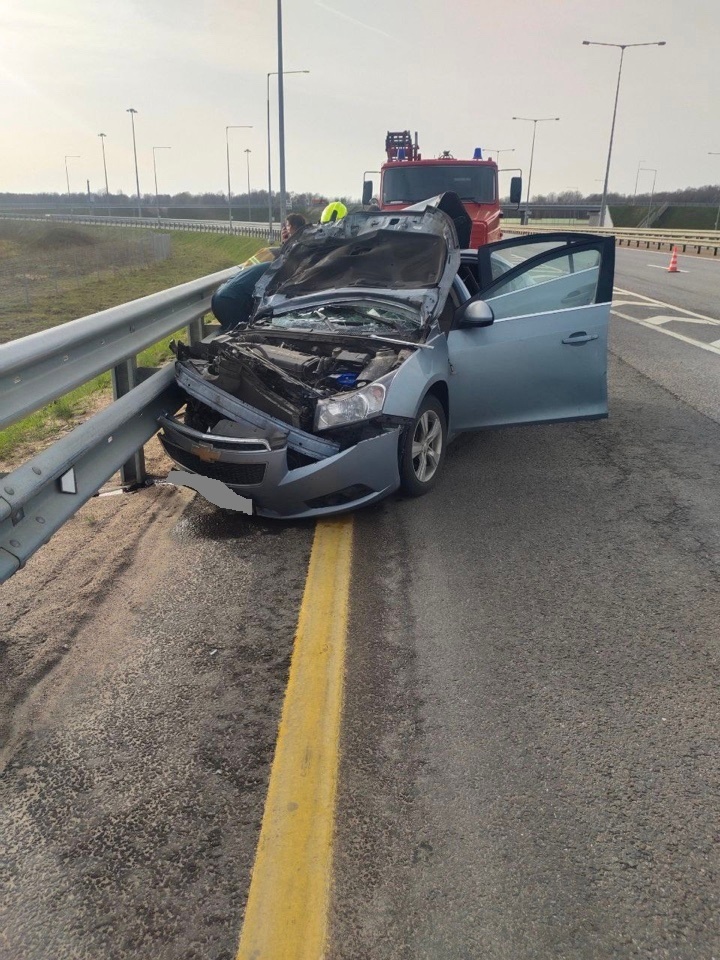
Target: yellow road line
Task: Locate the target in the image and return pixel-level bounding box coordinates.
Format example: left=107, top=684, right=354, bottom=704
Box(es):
left=236, top=516, right=354, bottom=960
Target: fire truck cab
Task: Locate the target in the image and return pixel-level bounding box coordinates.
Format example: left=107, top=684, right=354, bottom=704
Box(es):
left=363, top=131, right=522, bottom=249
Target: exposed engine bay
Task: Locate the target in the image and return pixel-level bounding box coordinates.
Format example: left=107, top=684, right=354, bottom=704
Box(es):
left=172, top=331, right=414, bottom=442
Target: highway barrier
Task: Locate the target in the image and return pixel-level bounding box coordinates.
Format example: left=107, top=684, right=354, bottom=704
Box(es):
left=0, top=212, right=282, bottom=242
left=12, top=213, right=717, bottom=256
left=0, top=267, right=237, bottom=582
left=505, top=223, right=720, bottom=256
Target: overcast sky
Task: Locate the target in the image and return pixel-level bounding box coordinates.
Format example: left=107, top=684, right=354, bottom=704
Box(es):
left=1, top=0, right=718, bottom=200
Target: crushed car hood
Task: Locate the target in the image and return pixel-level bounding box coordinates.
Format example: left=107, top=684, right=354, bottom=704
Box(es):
left=253, top=203, right=461, bottom=325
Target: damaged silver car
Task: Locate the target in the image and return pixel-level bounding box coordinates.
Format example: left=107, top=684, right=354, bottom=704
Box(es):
left=158, top=197, right=615, bottom=518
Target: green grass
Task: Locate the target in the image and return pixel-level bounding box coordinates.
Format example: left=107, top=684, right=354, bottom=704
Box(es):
left=608, top=207, right=646, bottom=228
left=656, top=206, right=720, bottom=230
left=0, top=229, right=263, bottom=466
left=609, top=205, right=720, bottom=230
left=0, top=333, right=186, bottom=463
left=0, top=230, right=265, bottom=343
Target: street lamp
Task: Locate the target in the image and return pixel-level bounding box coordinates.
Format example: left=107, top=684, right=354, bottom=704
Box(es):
left=709, top=153, right=720, bottom=231
left=275, top=4, right=309, bottom=228
left=633, top=159, right=647, bottom=202
left=152, top=146, right=171, bottom=218
left=486, top=148, right=515, bottom=164
left=277, top=0, right=287, bottom=225
left=267, top=68, right=309, bottom=237
left=639, top=167, right=658, bottom=224
left=244, top=148, right=252, bottom=222
left=64, top=155, right=80, bottom=196
left=512, top=117, right=559, bottom=207
left=98, top=134, right=109, bottom=195
left=226, top=125, right=253, bottom=227
left=126, top=108, right=142, bottom=217
left=583, top=40, right=666, bottom=226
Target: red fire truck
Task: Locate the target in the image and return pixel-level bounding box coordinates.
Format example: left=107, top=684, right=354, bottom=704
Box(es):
left=363, top=131, right=522, bottom=249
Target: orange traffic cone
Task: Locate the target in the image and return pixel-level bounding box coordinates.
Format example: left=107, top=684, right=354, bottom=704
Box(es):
left=667, top=246, right=679, bottom=273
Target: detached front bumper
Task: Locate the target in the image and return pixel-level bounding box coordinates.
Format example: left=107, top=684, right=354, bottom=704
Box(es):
left=158, top=414, right=401, bottom=519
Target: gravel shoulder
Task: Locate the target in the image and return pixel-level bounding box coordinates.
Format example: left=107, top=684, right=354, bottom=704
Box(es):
left=1, top=437, right=314, bottom=960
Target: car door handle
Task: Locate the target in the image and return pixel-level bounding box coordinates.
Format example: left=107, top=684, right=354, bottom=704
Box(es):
left=562, top=332, right=598, bottom=345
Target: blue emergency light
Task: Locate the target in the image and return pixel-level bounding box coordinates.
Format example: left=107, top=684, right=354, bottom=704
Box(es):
left=473, top=147, right=483, bottom=160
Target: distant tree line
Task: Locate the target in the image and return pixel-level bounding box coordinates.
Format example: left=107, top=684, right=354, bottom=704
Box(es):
left=0, top=190, right=359, bottom=221
left=527, top=184, right=720, bottom=206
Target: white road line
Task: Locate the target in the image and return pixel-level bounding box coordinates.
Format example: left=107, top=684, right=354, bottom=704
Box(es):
left=618, top=245, right=720, bottom=265
left=629, top=314, right=720, bottom=326
left=647, top=264, right=689, bottom=273
left=614, top=287, right=720, bottom=325
left=612, top=299, right=656, bottom=307
left=613, top=310, right=720, bottom=357
left=711, top=339, right=720, bottom=349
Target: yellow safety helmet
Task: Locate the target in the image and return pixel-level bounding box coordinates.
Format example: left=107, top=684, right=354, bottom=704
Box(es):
left=320, top=201, right=348, bottom=223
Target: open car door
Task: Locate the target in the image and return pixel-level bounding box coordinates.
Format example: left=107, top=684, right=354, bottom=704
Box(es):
left=447, top=232, right=615, bottom=431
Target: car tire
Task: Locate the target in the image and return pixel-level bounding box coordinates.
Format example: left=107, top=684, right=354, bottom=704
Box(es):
left=399, top=394, right=447, bottom=497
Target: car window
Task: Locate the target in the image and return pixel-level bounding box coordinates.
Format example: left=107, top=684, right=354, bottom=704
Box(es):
left=489, top=240, right=570, bottom=278
left=383, top=165, right=496, bottom=204
left=483, top=250, right=601, bottom=320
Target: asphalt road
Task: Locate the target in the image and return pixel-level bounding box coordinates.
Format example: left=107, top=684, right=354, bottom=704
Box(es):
left=2, top=253, right=719, bottom=958
left=614, top=246, right=720, bottom=319
left=1, top=494, right=313, bottom=960
left=330, top=265, right=720, bottom=958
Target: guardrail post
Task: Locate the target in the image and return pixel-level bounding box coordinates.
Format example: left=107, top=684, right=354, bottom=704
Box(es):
left=187, top=317, right=205, bottom=345
left=111, top=356, right=146, bottom=487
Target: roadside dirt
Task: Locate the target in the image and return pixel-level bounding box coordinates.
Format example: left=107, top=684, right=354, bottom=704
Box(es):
left=1, top=431, right=313, bottom=959
left=0, top=436, right=188, bottom=767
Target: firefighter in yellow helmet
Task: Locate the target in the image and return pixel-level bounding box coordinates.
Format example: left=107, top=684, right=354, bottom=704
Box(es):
left=320, top=201, right=348, bottom=223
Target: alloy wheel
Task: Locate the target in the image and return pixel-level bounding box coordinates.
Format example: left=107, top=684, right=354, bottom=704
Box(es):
left=411, top=410, right=443, bottom=483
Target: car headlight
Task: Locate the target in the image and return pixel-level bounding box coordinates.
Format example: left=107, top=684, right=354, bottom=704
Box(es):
left=315, top=382, right=388, bottom=431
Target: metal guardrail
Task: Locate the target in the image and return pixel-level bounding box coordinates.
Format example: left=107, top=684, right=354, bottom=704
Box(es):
left=504, top=223, right=720, bottom=256
left=28, top=213, right=718, bottom=254
left=0, top=212, right=282, bottom=242
left=0, top=266, right=238, bottom=582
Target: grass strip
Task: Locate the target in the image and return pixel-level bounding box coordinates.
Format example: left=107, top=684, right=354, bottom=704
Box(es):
left=1, top=230, right=264, bottom=466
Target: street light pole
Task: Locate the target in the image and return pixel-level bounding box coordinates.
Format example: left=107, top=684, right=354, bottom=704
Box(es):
left=709, top=153, right=720, bottom=231
left=512, top=117, right=559, bottom=208
left=267, top=68, right=309, bottom=238
left=486, top=148, right=515, bottom=165
left=633, top=159, right=646, bottom=202
left=277, top=0, right=288, bottom=225
left=640, top=167, right=657, bottom=224
left=267, top=72, right=273, bottom=236
left=153, top=146, right=171, bottom=219
left=98, top=134, right=109, bottom=195
left=64, top=155, right=80, bottom=196
left=244, top=148, right=252, bottom=222
left=226, top=125, right=253, bottom=228
left=583, top=40, right=666, bottom=227
left=126, top=108, right=142, bottom=217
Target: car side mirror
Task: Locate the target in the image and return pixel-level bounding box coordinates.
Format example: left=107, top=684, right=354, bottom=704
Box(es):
left=362, top=180, right=373, bottom=206
left=510, top=176, right=522, bottom=206
left=455, top=299, right=494, bottom=328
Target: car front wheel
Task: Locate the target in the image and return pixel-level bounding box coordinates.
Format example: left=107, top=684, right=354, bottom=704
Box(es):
left=399, top=394, right=447, bottom=497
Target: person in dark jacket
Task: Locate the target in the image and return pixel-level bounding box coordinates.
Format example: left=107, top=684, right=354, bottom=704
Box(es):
left=211, top=214, right=306, bottom=331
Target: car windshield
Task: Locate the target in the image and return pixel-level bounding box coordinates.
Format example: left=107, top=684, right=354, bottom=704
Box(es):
left=253, top=301, right=422, bottom=335
left=382, top=164, right=496, bottom=204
